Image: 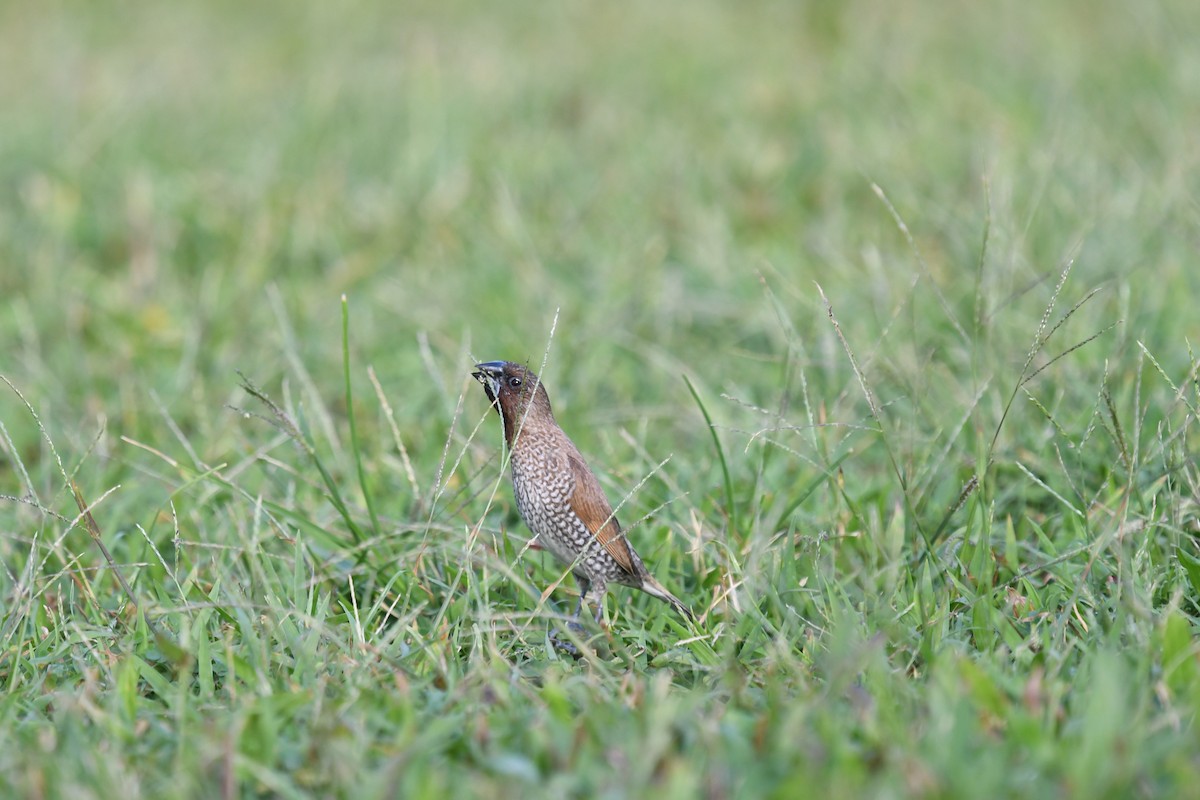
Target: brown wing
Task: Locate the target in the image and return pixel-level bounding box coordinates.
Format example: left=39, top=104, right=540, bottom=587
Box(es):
left=566, top=451, right=635, bottom=574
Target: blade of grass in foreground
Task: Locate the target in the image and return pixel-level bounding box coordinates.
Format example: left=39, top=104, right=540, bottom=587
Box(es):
left=237, top=373, right=368, bottom=548
left=343, top=294, right=381, bottom=537
left=683, top=374, right=738, bottom=539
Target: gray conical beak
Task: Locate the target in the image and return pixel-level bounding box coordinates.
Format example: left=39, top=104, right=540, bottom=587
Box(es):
left=472, top=361, right=507, bottom=378
left=472, top=361, right=506, bottom=402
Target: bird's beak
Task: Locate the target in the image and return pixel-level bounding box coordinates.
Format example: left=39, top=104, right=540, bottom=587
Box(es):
left=472, top=361, right=505, bottom=403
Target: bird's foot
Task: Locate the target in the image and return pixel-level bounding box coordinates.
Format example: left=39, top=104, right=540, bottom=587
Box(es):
left=550, top=621, right=588, bottom=658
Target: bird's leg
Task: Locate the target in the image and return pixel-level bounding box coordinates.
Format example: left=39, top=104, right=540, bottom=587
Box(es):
left=569, top=576, right=590, bottom=632
left=548, top=577, right=591, bottom=658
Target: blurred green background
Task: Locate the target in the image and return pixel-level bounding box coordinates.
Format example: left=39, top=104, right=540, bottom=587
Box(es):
left=2, top=0, right=1200, bottom=797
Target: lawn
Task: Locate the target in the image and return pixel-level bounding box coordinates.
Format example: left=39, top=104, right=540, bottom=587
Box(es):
left=2, top=0, right=1199, bottom=797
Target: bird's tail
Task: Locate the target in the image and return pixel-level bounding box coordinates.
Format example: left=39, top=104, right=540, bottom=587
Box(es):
left=641, top=575, right=694, bottom=622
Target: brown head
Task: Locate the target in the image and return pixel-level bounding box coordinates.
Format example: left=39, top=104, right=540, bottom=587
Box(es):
left=471, top=361, right=556, bottom=446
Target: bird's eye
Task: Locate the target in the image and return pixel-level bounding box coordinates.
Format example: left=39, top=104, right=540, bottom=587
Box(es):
left=507, top=376, right=522, bottom=388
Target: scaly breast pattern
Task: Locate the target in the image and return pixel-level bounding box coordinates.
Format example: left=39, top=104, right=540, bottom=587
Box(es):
left=510, top=428, right=634, bottom=586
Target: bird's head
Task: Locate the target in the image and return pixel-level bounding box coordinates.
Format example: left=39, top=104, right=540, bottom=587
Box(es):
left=472, top=360, right=555, bottom=441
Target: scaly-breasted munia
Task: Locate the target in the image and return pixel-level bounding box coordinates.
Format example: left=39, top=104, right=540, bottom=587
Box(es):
left=472, top=360, right=692, bottom=631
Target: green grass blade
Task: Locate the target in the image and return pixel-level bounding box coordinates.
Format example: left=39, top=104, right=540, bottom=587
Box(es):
left=343, top=294, right=381, bottom=537
left=683, top=373, right=737, bottom=538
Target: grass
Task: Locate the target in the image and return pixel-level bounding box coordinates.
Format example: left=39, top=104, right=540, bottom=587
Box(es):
left=2, top=0, right=1200, bottom=796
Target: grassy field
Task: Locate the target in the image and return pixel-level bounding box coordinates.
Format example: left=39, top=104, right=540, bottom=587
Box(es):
left=3, top=0, right=1200, bottom=796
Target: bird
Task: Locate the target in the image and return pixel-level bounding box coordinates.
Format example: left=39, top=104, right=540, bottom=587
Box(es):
left=471, top=360, right=692, bottom=636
